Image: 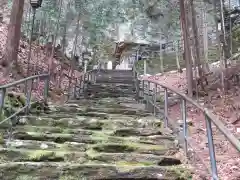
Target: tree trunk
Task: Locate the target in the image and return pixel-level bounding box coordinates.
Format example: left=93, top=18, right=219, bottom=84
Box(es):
left=67, top=12, right=81, bottom=94
left=1, top=0, right=25, bottom=76
left=48, top=0, right=63, bottom=76
left=180, top=0, right=193, bottom=97
left=175, top=41, right=182, bottom=73
left=190, top=0, right=205, bottom=91
left=217, top=0, right=229, bottom=92
left=0, top=0, right=8, bottom=22
left=202, top=6, right=210, bottom=72
left=61, top=22, right=68, bottom=53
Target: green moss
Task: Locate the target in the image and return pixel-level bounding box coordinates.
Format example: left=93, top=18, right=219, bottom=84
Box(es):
left=16, top=175, right=38, bottom=180
left=6, top=92, right=25, bottom=107
left=0, top=133, right=4, bottom=144
left=14, top=132, right=74, bottom=143
left=59, top=176, right=82, bottom=180
left=116, top=161, right=154, bottom=166
left=167, top=165, right=193, bottom=179
left=85, top=149, right=98, bottom=159
left=18, top=125, right=65, bottom=134
left=28, top=150, right=65, bottom=162
left=127, top=142, right=165, bottom=151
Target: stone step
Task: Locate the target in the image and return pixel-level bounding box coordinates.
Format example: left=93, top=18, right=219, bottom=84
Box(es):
left=4, top=139, right=87, bottom=152
left=8, top=131, right=176, bottom=151
left=67, top=97, right=138, bottom=105
left=67, top=97, right=137, bottom=105
left=89, top=83, right=134, bottom=88
left=84, top=92, right=136, bottom=99
left=45, top=102, right=151, bottom=116
left=95, top=79, right=134, bottom=84
left=12, top=115, right=163, bottom=130
left=0, top=162, right=192, bottom=180
left=5, top=126, right=169, bottom=137
left=3, top=127, right=175, bottom=146
left=0, top=147, right=181, bottom=165
left=85, top=88, right=135, bottom=94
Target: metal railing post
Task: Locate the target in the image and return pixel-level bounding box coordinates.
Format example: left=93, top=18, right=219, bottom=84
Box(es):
left=205, top=114, right=218, bottom=180
left=147, top=81, right=150, bottom=109
left=164, top=88, right=168, bottom=127
left=181, top=98, right=188, bottom=156
left=142, top=80, right=145, bottom=103
left=153, top=83, right=157, bottom=116
left=73, top=78, right=77, bottom=99
left=79, top=76, right=83, bottom=95
left=44, top=76, right=50, bottom=103
left=136, top=78, right=140, bottom=102
left=25, top=79, right=33, bottom=114
left=0, top=89, right=6, bottom=121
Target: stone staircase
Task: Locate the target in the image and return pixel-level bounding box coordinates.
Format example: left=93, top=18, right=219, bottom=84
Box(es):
left=0, top=70, right=192, bottom=179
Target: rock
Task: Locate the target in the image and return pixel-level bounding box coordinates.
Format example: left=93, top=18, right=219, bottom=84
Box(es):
left=112, top=128, right=163, bottom=137
left=177, top=119, right=194, bottom=127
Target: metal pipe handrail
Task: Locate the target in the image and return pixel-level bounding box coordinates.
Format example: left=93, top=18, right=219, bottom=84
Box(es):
left=0, top=74, right=50, bottom=133
left=132, top=67, right=240, bottom=180
left=142, top=78, right=240, bottom=151
left=0, top=74, right=49, bottom=89
left=70, top=69, right=98, bottom=99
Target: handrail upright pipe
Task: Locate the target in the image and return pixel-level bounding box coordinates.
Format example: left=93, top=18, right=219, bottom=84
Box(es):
left=153, top=84, right=157, bottom=116
left=142, top=80, right=145, bottom=103
left=44, top=77, right=50, bottom=103
left=181, top=98, right=188, bottom=156
left=25, top=79, right=33, bottom=114
left=83, top=73, right=86, bottom=94
left=205, top=114, right=218, bottom=180
left=73, top=78, right=77, bottom=99
left=147, top=81, right=150, bottom=109
left=79, top=76, right=83, bottom=95
left=0, top=89, right=6, bottom=121
left=151, top=82, right=154, bottom=113
left=136, top=77, right=140, bottom=102
left=164, top=88, right=168, bottom=127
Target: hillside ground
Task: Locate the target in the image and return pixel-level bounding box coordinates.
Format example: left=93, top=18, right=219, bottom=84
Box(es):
left=143, top=67, right=240, bottom=180
left=0, top=10, right=81, bottom=103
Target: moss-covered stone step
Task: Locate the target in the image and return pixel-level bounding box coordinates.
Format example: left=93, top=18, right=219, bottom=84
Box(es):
left=86, top=151, right=182, bottom=166
left=11, top=131, right=99, bottom=144
left=85, top=107, right=151, bottom=116
left=0, top=162, right=192, bottom=180
left=11, top=125, right=101, bottom=135
left=0, top=147, right=181, bottom=165
left=16, top=117, right=107, bottom=130
left=48, top=104, right=151, bottom=116
left=13, top=116, right=163, bottom=130
left=0, top=148, right=86, bottom=163
left=67, top=98, right=137, bottom=106
left=9, top=125, right=168, bottom=137
left=10, top=132, right=176, bottom=152
left=3, top=133, right=175, bottom=151
left=89, top=143, right=177, bottom=156
left=4, top=140, right=87, bottom=151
